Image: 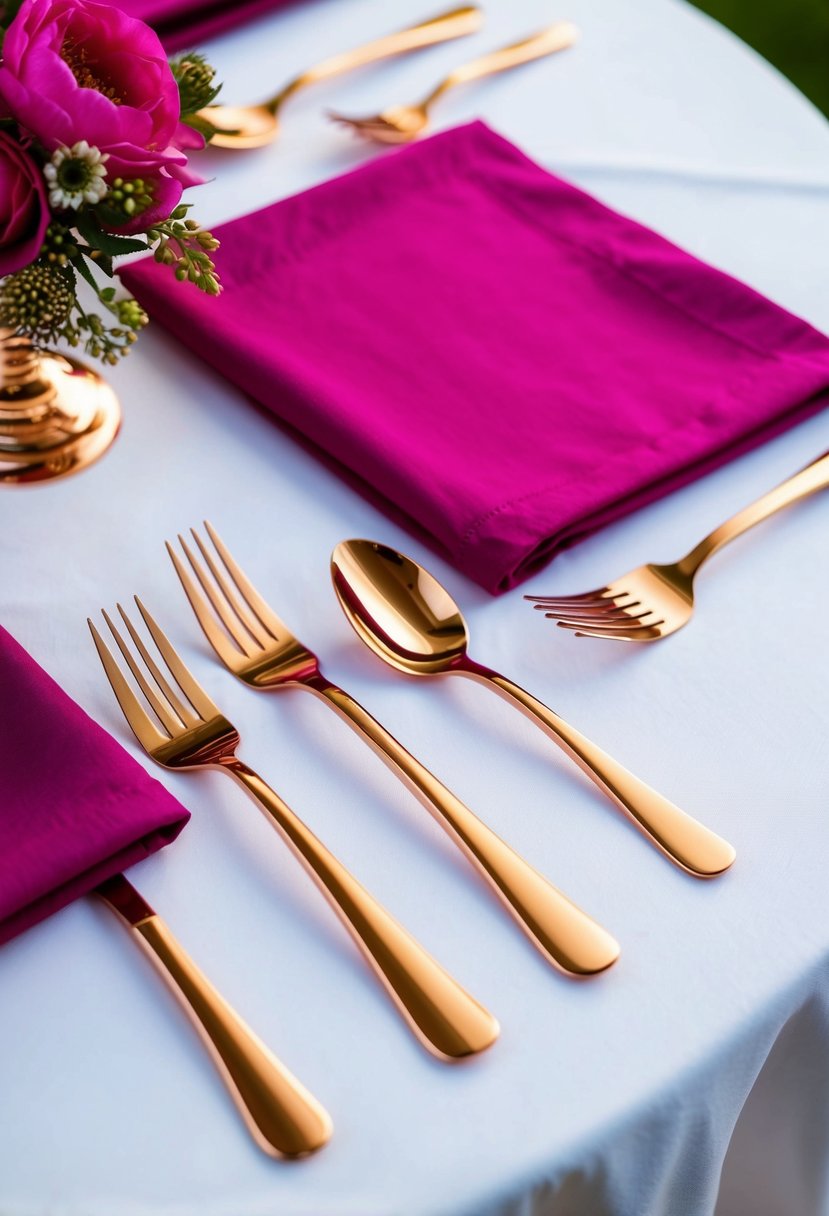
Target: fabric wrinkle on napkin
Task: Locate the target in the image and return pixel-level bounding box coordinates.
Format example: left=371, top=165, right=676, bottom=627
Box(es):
left=0, top=625, right=189, bottom=946
left=122, top=121, right=829, bottom=594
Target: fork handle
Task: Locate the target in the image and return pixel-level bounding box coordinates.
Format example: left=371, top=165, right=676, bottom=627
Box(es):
left=423, top=21, right=578, bottom=106
left=679, top=450, right=829, bottom=577
left=305, top=675, right=619, bottom=975
left=223, top=758, right=498, bottom=1060
left=269, top=5, right=483, bottom=109
left=98, top=880, right=332, bottom=1159
left=459, top=662, right=736, bottom=877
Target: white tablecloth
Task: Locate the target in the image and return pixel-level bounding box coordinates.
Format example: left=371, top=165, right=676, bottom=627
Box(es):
left=1, top=1, right=828, bottom=1213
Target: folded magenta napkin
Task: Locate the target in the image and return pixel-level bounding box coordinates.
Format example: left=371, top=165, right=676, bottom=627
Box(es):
left=0, top=625, right=189, bottom=946
left=117, top=0, right=296, bottom=50
left=122, top=121, right=829, bottom=593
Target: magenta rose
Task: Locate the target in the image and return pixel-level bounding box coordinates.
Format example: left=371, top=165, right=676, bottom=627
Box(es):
left=0, top=0, right=202, bottom=229
left=0, top=132, right=49, bottom=277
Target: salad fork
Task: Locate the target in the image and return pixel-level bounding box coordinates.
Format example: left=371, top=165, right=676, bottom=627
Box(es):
left=329, top=22, right=578, bottom=145
left=89, top=599, right=499, bottom=1061
left=165, top=523, right=621, bottom=977
left=527, top=450, right=829, bottom=642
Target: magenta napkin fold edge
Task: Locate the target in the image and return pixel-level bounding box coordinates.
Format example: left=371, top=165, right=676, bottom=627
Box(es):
left=122, top=121, right=829, bottom=594
left=0, top=625, right=189, bottom=947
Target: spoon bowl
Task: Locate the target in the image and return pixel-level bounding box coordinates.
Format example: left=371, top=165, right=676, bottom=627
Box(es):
left=331, top=539, right=736, bottom=878
left=332, top=540, right=467, bottom=672
left=203, top=104, right=279, bottom=150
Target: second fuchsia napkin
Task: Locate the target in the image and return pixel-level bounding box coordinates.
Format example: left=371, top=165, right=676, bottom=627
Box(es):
left=0, top=625, right=189, bottom=946
left=116, top=0, right=299, bottom=51
left=123, top=122, right=829, bottom=593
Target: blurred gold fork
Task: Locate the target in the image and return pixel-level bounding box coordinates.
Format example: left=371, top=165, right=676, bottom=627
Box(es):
left=89, top=599, right=498, bottom=1061
left=329, top=21, right=578, bottom=145
left=527, top=450, right=829, bottom=642
left=166, top=522, right=621, bottom=977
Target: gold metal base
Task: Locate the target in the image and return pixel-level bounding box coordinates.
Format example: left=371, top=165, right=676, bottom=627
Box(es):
left=0, top=329, right=120, bottom=485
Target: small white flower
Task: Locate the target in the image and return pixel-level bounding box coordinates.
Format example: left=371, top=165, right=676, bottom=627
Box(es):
left=44, top=141, right=109, bottom=211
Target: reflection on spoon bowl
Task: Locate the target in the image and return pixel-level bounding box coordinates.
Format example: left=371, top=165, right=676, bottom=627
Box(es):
left=200, top=103, right=278, bottom=150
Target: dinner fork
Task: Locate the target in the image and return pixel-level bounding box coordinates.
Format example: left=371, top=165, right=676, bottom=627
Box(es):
left=527, top=450, right=829, bottom=641
left=329, top=22, right=578, bottom=144
left=89, top=600, right=498, bottom=1061
left=165, top=523, right=621, bottom=977
left=96, top=872, right=332, bottom=1158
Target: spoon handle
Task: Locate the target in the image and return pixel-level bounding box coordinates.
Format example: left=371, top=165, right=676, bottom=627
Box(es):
left=271, top=5, right=483, bottom=108
left=304, top=674, right=619, bottom=975
left=459, top=663, right=736, bottom=877
left=222, top=757, right=498, bottom=1060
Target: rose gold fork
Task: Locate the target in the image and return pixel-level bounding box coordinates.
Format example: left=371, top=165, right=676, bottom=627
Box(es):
left=89, top=598, right=499, bottom=1061
left=329, top=22, right=578, bottom=145
left=165, top=522, right=621, bottom=977
left=527, top=450, right=829, bottom=642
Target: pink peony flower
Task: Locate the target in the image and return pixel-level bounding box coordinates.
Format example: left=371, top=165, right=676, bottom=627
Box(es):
left=0, top=131, right=49, bottom=277
left=0, top=0, right=203, bottom=229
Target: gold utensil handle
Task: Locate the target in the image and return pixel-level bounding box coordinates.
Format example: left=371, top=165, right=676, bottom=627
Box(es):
left=134, top=917, right=332, bottom=1158
left=272, top=5, right=483, bottom=107
left=680, top=449, right=829, bottom=576
left=97, top=881, right=332, bottom=1159
left=463, top=665, right=735, bottom=877
left=224, top=758, right=499, bottom=1059
left=425, top=20, right=578, bottom=103
left=307, top=676, right=619, bottom=974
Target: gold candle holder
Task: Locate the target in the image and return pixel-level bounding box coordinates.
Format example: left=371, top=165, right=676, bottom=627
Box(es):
left=0, top=326, right=120, bottom=485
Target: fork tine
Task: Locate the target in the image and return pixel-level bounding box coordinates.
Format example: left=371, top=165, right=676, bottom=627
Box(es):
left=204, top=520, right=290, bottom=642
left=88, top=619, right=170, bottom=753
left=545, top=611, right=637, bottom=628
left=192, top=526, right=273, bottom=647
left=558, top=618, right=665, bottom=640
left=133, top=596, right=221, bottom=722
left=102, top=608, right=184, bottom=736
left=166, top=541, right=247, bottom=668
left=176, top=534, right=259, bottom=656
left=525, top=590, right=608, bottom=606
left=541, top=603, right=648, bottom=626
left=117, top=603, right=199, bottom=729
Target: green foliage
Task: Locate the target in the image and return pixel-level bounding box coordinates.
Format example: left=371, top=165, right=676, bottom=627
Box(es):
left=73, top=212, right=149, bottom=258
left=690, top=0, right=829, bottom=116
left=170, top=52, right=222, bottom=116
left=147, top=205, right=221, bottom=296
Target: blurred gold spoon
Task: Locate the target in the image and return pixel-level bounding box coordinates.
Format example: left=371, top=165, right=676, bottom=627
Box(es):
left=329, top=21, right=578, bottom=144
left=201, top=5, right=483, bottom=149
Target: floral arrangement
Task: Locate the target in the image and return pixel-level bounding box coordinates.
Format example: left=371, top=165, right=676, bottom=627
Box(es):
left=0, top=0, right=221, bottom=365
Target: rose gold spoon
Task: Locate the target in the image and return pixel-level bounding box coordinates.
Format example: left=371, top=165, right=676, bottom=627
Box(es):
left=201, top=5, right=482, bottom=149
left=331, top=540, right=736, bottom=878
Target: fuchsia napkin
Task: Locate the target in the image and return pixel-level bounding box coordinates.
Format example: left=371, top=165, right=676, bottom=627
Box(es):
left=122, top=122, right=829, bottom=593
left=0, top=625, right=189, bottom=946
left=117, top=0, right=299, bottom=50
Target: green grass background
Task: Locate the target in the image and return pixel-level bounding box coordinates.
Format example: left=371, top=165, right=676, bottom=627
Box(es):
left=690, top=0, right=829, bottom=116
